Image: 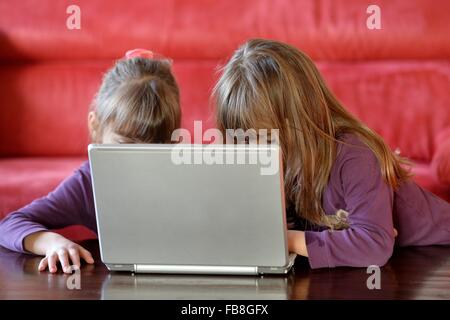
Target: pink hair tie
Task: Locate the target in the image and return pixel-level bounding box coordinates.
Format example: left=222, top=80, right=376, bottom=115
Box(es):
left=125, top=48, right=154, bottom=59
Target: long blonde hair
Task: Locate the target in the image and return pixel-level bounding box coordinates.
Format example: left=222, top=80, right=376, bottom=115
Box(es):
left=213, top=39, right=411, bottom=229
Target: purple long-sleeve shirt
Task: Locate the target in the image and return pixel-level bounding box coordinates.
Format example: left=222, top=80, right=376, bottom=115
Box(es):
left=1, top=134, right=449, bottom=268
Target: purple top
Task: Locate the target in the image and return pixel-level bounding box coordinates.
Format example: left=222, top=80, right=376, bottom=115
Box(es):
left=1, top=134, right=449, bottom=268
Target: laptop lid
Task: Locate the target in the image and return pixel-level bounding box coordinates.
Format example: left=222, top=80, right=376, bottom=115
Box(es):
left=89, top=144, right=289, bottom=269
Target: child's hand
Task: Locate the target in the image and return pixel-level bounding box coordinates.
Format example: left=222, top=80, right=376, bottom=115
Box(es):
left=38, top=239, right=94, bottom=274
left=24, top=231, right=94, bottom=274
left=287, top=230, right=308, bottom=257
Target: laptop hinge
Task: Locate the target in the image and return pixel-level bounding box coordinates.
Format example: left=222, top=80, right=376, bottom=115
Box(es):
left=134, top=264, right=258, bottom=275
left=257, top=253, right=297, bottom=275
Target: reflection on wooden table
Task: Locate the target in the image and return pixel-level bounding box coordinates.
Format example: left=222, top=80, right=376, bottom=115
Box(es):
left=1, top=240, right=449, bottom=300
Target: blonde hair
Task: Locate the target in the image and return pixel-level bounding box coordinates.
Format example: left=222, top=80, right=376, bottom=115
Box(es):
left=93, top=57, right=181, bottom=143
left=214, top=39, right=411, bottom=229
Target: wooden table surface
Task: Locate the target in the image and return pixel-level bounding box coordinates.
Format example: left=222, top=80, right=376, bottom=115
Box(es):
left=1, top=240, right=449, bottom=300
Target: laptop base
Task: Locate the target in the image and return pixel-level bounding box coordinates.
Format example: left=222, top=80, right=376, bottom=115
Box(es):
left=105, top=254, right=297, bottom=275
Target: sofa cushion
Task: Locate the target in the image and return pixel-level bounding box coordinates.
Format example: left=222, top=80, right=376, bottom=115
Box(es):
left=412, top=162, right=450, bottom=202
left=432, top=128, right=450, bottom=185
left=0, top=0, right=449, bottom=61
left=0, top=157, right=96, bottom=240
left=0, top=60, right=217, bottom=157
left=1, top=61, right=448, bottom=163
left=319, top=61, right=450, bottom=162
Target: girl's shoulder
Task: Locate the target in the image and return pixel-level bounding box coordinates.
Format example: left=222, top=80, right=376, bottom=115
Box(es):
left=78, top=160, right=91, bottom=174
left=332, top=132, right=382, bottom=182
left=335, top=132, right=375, bottom=162
left=65, top=160, right=92, bottom=186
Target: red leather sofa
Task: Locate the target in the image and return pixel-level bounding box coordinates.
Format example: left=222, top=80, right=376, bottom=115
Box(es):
left=0, top=0, right=449, bottom=240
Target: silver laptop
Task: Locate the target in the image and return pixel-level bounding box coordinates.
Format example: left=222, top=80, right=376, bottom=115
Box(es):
left=88, top=144, right=296, bottom=275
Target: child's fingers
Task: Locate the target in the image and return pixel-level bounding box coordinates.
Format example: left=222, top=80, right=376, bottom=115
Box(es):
left=79, top=247, right=94, bottom=264
left=57, top=249, right=71, bottom=274
left=38, top=257, right=48, bottom=272
left=48, top=253, right=58, bottom=273
left=68, top=247, right=81, bottom=268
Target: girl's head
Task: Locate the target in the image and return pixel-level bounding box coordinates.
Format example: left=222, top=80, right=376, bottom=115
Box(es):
left=214, top=38, right=410, bottom=229
left=89, top=52, right=181, bottom=144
